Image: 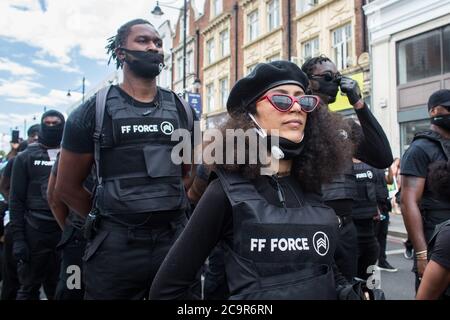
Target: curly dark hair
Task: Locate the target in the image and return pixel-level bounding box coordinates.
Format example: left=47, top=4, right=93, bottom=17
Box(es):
left=209, top=102, right=353, bottom=193
left=106, top=19, right=155, bottom=69
left=427, top=161, right=450, bottom=200
left=301, top=55, right=333, bottom=78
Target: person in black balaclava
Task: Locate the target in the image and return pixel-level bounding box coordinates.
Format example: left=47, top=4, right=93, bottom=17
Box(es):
left=301, top=55, right=393, bottom=282
left=401, top=89, right=450, bottom=292
left=9, top=110, right=65, bottom=300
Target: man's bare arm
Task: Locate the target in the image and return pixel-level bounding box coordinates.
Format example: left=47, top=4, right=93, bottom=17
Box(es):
left=416, top=261, right=450, bottom=300
left=47, top=172, right=69, bottom=230
left=400, top=176, right=427, bottom=252
left=56, top=148, right=94, bottom=218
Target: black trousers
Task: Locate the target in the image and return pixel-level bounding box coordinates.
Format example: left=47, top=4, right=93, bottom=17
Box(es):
left=203, top=244, right=229, bottom=300
left=334, top=217, right=358, bottom=281
left=1, top=225, right=20, bottom=300
left=54, top=225, right=86, bottom=300
left=374, top=213, right=389, bottom=264
left=83, top=215, right=187, bottom=300
left=16, top=221, right=61, bottom=300
left=353, top=218, right=379, bottom=280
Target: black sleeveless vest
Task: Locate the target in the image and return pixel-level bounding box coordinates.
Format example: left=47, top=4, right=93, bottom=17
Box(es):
left=215, top=169, right=339, bottom=300
left=352, top=162, right=378, bottom=220
left=413, top=130, right=450, bottom=239
left=25, top=143, right=56, bottom=221
left=95, top=87, right=189, bottom=215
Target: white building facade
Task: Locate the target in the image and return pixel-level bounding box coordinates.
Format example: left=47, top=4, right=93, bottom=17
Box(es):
left=364, top=0, right=450, bottom=157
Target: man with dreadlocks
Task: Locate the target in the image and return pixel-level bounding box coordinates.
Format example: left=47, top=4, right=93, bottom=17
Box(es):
left=301, top=56, right=393, bottom=281
left=56, top=19, right=197, bottom=299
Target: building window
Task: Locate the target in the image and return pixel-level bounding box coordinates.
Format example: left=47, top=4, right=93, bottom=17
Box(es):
left=397, top=26, right=450, bottom=85
left=444, top=25, right=450, bottom=73
left=247, top=63, right=258, bottom=74
left=179, top=11, right=190, bottom=39
left=266, top=54, right=280, bottom=62
left=296, top=0, right=319, bottom=15
left=213, top=0, right=223, bottom=17
left=400, top=119, right=430, bottom=155
left=247, top=10, right=259, bottom=42
left=303, top=37, right=319, bottom=62
left=176, top=56, right=183, bottom=80
left=206, top=83, right=215, bottom=112
left=267, top=0, right=280, bottom=32
left=220, top=29, right=230, bottom=57
left=206, top=38, right=215, bottom=65
left=186, top=50, right=193, bottom=74
left=332, top=23, right=352, bottom=70
left=219, top=78, right=229, bottom=109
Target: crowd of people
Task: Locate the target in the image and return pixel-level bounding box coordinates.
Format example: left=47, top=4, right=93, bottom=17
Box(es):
left=0, top=18, right=448, bottom=300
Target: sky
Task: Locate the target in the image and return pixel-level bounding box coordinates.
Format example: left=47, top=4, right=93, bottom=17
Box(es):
left=0, top=0, right=205, bottom=152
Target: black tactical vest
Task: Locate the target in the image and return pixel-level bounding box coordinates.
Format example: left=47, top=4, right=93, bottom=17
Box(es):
left=95, top=86, right=189, bottom=215
left=25, top=143, right=56, bottom=220
left=413, top=130, right=450, bottom=238
left=321, top=164, right=357, bottom=203
left=215, top=169, right=339, bottom=300
left=352, top=162, right=378, bottom=220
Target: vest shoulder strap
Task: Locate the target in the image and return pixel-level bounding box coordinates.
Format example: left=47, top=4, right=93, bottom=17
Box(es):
left=414, top=130, right=450, bottom=161
left=159, top=88, right=193, bottom=131
left=214, top=168, right=261, bottom=204
left=94, top=85, right=111, bottom=184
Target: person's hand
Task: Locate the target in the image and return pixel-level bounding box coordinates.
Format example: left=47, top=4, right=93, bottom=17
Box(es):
left=417, top=259, right=428, bottom=279
left=340, top=76, right=362, bottom=106
left=12, top=239, right=30, bottom=263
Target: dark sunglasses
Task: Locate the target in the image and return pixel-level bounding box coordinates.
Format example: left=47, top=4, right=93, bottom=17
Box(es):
left=257, top=93, right=320, bottom=113
left=311, top=72, right=342, bottom=83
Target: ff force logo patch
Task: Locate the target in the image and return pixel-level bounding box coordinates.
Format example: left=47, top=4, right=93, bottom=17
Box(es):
left=313, top=232, right=330, bottom=256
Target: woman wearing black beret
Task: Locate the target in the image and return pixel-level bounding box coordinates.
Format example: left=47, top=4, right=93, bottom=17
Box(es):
left=150, top=60, right=371, bottom=300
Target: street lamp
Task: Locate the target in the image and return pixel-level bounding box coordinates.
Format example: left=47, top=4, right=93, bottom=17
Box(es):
left=67, top=76, right=86, bottom=103
left=152, top=0, right=188, bottom=98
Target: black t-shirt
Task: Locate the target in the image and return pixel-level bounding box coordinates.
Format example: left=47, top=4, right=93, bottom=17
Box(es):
left=62, top=85, right=197, bottom=154
left=149, top=174, right=348, bottom=300
left=401, top=135, right=450, bottom=211
left=430, top=224, right=450, bottom=270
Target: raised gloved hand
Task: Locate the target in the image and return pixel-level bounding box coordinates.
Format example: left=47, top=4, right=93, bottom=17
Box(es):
left=12, top=239, right=30, bottom=263
left=340, top=76, right=362, bottom=106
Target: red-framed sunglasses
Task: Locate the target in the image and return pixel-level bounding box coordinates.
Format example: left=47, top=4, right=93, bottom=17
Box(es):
left=257, top=93, right=320, bottom=113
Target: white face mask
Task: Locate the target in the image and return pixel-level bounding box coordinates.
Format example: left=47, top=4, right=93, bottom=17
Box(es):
left=248, top=113, right=283, bottom=159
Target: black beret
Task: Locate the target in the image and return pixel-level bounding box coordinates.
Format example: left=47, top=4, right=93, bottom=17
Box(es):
left=227, top=60, right=309, bottom=115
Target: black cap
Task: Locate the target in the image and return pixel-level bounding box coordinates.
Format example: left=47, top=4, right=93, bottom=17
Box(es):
left=227, top=60, right=309, bottom=116
left=428, top=89, right=450, bottom=111
left=27, top=124, right=40, bottom=137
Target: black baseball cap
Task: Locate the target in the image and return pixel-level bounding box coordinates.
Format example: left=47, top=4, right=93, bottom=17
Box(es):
left=428, top=89, right=450, bottom=110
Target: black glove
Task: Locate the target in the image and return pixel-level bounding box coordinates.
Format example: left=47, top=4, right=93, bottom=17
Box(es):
left=340, top=76, right=362, bottom=105
left=12, top=239, right=30, bottom=263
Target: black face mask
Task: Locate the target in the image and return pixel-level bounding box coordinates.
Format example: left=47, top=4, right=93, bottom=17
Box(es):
left=264, top=135, right=305, bottom=160
left=121, top=49, right=164, bottom=79
left=316, top=79, right=339, bottom=104
left=39, top=124, right=64, bottom=148
left=431, top=114, right=450, bottom=131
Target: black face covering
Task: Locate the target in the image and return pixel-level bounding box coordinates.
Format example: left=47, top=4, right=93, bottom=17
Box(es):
left=122, top=49, right=164, bottom=79
left=316, top=79, right=339, bottom=104
left=39, top=110, right=65, bottom=148
left=264, top=135, right=305, bottom=160
left=431, top=114, right=450, bottom=131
